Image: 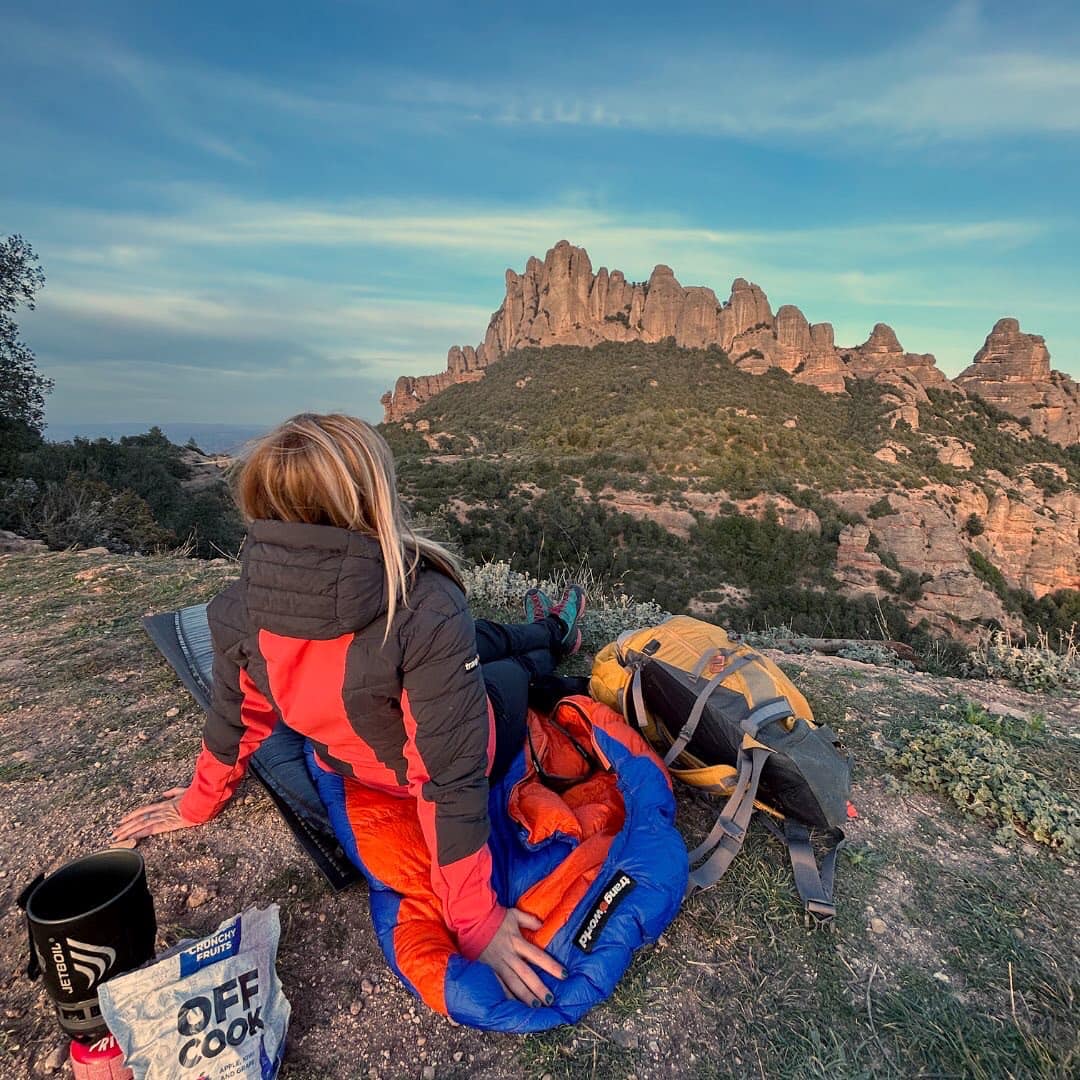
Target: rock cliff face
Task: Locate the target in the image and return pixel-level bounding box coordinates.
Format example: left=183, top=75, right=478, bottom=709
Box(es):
left=955, top=319, right=1080, bottom=447
left=829, top=481, right=1080, bottom=636
left=382, top=243, right=1078, bottom=448
left=838, top=323, right=953, bottom=431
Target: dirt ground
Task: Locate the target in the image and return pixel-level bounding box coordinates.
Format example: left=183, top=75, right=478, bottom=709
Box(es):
left=1, top=550, right=1077, bottom=1079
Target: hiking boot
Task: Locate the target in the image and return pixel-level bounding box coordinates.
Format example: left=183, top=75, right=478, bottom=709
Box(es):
left=523, top=587, right=552, bottom=624
left=550, top=584, right=586, bottom=654
left=561, top=626, right=583, bottom=657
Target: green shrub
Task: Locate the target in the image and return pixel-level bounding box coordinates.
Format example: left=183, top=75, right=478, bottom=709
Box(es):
left=875, top=569, right=896, bottom=591
left=4, top=428, right=245, bottom=557
left=27, top=473, right=173, bottom=553
left=867, top=496, right=893, bottom=519
left=897, top=569, right=926, bottom=601
left=887, top=704, right=1080, bottom=852
left=834, top=641, right=915, bottom=669
left=968, top=551, right=1080, bottom=644
left=963, top=513, right=985, bottom=537
left=1028, top=465, right=1067, bottom=496
left=968, top=549, right=1011, bottom=598
left=949, top=698, right=1046, bottom=741
left=967, top=628, right=1080, bottom=693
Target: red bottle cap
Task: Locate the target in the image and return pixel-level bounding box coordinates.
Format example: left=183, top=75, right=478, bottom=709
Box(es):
left=70, top=1035, right=133, bottom=1080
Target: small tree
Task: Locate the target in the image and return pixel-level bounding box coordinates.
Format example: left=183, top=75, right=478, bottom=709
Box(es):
left=964, top=512, right=986, bottom=538
left=1, top=235, right=51, bottom=475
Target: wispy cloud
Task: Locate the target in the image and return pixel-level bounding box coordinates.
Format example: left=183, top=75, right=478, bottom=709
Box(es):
left=235, top=3, right=1080, bottom=144
left=459, top=50, right=1080, bottom=142
left=426, top=3, right=1080, bottom=142
left=43, top=187, right=1049, bottom=262
left=7, top=3, right=1080, bottom=156
left=1, top=17, right=255, bottom=165
left=41, top=281, right=491, bottom=363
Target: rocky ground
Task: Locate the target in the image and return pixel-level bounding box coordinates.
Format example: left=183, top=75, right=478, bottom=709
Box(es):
left=1, top=549, right=1077, bottom=1079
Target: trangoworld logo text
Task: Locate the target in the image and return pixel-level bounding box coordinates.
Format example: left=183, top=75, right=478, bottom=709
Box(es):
left=574, top=871, right=637, bottom=953
left=50, top=938, right=117, bottom=993
left=464, top=654, right=480, bottom=672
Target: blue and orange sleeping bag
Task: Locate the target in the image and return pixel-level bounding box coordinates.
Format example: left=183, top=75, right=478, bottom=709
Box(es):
left=308, top=696, right=688, bottom=1031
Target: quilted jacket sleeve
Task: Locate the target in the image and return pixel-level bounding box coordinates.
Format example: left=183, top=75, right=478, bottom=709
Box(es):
left=178, top=589, right=279, bottom=824
left=400, top=595, right=503, bottom=960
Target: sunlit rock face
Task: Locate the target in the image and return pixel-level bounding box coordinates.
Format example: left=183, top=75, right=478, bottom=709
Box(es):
left=955, top=318, right=1080, bottom=448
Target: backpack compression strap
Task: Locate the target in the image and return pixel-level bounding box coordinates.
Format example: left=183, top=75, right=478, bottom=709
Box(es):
left=629, top=646, right=783, bottom=767
left=759, top=816, right=845, bottom=925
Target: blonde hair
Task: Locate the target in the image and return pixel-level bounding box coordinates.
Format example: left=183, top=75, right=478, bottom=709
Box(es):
left=233, top=412, right=461, bottom=631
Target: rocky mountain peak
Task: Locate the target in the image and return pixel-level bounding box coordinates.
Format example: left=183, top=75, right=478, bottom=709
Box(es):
left=380, top=242, right=1076, bottom=447
left=966, top=317, right=1052, bottom=380
left=861, top=323, right=904, bottom=354
left=955, top=318, right=1078, bottom=445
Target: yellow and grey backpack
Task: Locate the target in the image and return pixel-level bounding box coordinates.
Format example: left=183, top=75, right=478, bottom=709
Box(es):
left=591, top=616, right=851, bottom=922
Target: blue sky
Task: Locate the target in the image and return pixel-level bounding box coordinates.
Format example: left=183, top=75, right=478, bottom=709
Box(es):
left=3, top=0, right=1078, bottom=428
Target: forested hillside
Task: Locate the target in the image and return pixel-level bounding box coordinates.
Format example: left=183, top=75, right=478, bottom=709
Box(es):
left=385, top=340, right=1080, bottom=652
left=0, top=427, right=244, bottom=559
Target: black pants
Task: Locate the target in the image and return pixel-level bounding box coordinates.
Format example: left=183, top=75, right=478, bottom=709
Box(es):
left=476, top=616, right=566, bottom=782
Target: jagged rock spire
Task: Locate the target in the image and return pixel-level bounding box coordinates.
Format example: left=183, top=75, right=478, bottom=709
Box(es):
left=956, top=318, right=1080, bottom=445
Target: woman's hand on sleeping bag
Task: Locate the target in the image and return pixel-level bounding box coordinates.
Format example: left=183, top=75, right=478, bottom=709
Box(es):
left=111, top=787, right=201, bottom=843
left=479, top=908, right=566, bottom=1006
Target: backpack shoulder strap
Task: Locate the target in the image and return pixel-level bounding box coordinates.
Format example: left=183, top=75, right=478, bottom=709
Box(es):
left=685, top=743, right=772, bottom=893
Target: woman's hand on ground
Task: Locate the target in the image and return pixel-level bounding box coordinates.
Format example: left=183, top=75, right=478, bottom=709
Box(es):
left=111, top=787, right=200, bottom=843
left=478, top=907, right=566, bottom=1006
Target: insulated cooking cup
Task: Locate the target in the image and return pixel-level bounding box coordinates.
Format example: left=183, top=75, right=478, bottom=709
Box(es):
left=20, top=850, right=156, bottom=1041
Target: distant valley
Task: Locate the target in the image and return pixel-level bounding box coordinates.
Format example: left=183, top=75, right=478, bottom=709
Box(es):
left=44, top=422, right=270, bottom=455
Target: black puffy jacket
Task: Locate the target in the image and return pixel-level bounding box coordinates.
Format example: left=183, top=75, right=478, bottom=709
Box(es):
left=178, top=519, right=503, bottom=958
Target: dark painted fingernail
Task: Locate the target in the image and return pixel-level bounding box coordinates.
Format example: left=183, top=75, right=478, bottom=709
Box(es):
left=531, top=998, right=540, bottom=1008
left=561, top=968, right=569, bottom=978
left=544, top=992, right=553, bottom=1004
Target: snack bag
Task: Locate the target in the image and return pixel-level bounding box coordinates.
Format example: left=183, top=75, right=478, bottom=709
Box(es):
left=98, top=906, right=290, bottom=1079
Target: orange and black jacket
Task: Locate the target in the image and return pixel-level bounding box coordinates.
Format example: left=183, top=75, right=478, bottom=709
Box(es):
left=179, top=519, right=503, bottom=959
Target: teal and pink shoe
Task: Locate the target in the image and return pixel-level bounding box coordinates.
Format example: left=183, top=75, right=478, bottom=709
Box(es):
left=525, top=584, right=586, bottom=655
left=523, top=587, right=551, bottom=624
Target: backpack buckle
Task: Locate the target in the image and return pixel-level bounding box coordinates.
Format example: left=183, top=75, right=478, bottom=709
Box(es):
left=718, top=818, right=746, bottom=844
left=804, top=900, right=836, bottom=929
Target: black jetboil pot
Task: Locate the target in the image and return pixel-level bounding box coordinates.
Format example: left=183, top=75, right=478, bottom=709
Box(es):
left=18, top=849, right=157, bottom=1041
